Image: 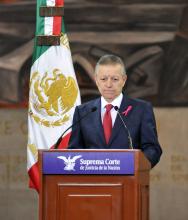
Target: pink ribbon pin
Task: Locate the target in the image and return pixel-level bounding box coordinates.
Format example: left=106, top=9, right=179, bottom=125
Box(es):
left=122, top=105, right=132, bottom=116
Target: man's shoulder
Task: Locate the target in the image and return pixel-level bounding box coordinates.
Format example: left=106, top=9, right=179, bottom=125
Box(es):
left=77, top=97, right=100, bottom=111
left=125, top=95, right=153, bottom=110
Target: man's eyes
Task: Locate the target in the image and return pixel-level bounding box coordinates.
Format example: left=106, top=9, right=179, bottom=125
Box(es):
left=100, top=78, right=119, bottom=81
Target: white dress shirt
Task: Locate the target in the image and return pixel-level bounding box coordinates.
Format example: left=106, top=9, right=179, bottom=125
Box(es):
left=101, top=93, right=123, bottom=127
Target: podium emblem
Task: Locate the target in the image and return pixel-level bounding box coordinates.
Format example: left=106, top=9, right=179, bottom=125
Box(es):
left=57, top=155, right=82, bottom=171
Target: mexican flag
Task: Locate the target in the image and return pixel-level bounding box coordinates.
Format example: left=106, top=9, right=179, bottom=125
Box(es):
left=27, top=0, right=81, bottom=192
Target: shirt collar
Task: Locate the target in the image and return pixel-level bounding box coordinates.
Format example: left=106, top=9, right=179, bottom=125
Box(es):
left=101, top=93, right=123, bottom=110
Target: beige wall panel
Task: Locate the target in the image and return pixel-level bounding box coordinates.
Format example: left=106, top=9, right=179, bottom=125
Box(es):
left=151, top=108, right=188, bottom=220
left=0, top=109, right=38, bottom=220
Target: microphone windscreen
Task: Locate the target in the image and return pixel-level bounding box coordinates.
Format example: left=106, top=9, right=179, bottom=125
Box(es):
left=114, top=106, right=119, bottom=111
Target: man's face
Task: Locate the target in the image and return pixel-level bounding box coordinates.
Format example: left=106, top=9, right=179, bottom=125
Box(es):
left=95, top=64, right=127, bottom=102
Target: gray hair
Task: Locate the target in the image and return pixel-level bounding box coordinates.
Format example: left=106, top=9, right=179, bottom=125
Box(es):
left=94, top=54, right=126, bottom=75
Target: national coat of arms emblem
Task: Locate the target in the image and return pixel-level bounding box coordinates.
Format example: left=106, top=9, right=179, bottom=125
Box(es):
left=57, top=155, right=82, bottom=171
left=29, top=68, right=78, bottom=127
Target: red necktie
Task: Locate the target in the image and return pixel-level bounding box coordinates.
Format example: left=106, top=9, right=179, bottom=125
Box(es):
left=103, top=104, right=113, bottom=144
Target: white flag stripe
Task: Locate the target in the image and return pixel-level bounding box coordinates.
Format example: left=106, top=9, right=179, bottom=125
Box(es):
left=44, top=17, right=54, bottom=35
left=27, top=148, right=36, bottom=170
left=46, top=0, right=55, bottom=6
left=44, top=0, right=56, bottom=35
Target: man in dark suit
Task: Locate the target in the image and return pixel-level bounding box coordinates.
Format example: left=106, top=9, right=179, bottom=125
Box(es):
left=68, top=54, right=162, bottom=167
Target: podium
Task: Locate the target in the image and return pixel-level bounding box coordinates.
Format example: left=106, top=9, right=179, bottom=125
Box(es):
left=39, top=149, right=151, bottom=220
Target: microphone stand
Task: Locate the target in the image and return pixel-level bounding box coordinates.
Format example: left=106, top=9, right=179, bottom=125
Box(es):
left=114, top=106, right=133, bottom=149
left=54, top=107, right=97, bottom=149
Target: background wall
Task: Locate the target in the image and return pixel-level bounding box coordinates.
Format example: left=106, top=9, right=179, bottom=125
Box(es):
left=151, top=108, right=188, bottom=220
left=0, top=109, right=38, bottom=220
left=0, top=0, right=188, bottom=220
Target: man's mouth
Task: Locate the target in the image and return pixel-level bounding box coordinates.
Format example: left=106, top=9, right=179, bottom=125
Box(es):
left=104, top=90, right=114, bottom=93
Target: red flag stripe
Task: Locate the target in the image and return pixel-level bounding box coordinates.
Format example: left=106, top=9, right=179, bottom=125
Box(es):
left=28, top=131, right=71, bottom=192
left=28, top=162, right=40, bottom=193
left=58, top=132, right=71, bottom=149
left=53, top=0, right=64, bottom=35
left=56, top=0, right=64, bottom=5
left=53, top=17, right=62, bottom=35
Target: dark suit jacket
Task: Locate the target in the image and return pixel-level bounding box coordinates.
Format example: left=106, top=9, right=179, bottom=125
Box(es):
left=68, top=95, right=162, bottom=167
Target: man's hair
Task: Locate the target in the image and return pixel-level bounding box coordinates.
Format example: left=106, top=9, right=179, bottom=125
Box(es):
left=95, top=54, right=126, bottom=75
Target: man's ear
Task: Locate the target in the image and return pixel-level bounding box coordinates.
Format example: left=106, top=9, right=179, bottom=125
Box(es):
left=123, top=74, right=127, bottom=86
left=95, top=74, right=98, bottom=86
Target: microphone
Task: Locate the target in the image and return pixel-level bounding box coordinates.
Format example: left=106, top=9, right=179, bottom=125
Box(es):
left=54, top=106, right=97, bottom=149
left=114, top=106, right=133, bottom=149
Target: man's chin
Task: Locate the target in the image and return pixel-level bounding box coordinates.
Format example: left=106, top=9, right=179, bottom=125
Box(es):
left=103, top=95, right=116, bottom=102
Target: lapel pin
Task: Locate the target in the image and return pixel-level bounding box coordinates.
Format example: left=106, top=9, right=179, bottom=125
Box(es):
left=122, top=105, right=132, bottom=116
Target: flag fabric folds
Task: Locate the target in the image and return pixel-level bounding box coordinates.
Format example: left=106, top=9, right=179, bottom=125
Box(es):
left=27, top=0, right=81, bottom=192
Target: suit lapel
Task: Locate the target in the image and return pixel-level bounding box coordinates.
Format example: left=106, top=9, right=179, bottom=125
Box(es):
left=108, top=95, right=133, bottom=146
left=92, top=98, right=106, bottom=146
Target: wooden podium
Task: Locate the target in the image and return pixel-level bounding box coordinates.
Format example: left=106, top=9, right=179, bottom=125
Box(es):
left=39, top=149, right=151, bottom=220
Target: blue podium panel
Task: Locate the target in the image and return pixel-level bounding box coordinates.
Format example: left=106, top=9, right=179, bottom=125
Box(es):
left=43, top=151, right=135, bottom=175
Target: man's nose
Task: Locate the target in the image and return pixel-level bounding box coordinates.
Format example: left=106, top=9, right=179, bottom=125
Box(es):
left=106, top=79, right=112, bottom=87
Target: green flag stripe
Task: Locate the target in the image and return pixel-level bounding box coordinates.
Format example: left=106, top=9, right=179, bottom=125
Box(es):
left=32, top=0, right=66, bottom=64
left=61, top=18, right=66, bottom=34
left=36, top=0, right=46, bottom=36
left=32, top=0, right=48, bottom=63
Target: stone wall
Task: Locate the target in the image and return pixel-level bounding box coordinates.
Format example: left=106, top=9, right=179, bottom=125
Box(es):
left=0, top=109, right=38, bottom=220
left=0, top=108, right=188, bottom=220
left=151, top=108, right=188, bottom=220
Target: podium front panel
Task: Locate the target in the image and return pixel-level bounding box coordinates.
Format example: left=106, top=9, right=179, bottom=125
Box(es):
left=57, top=183, right=123, bottom=220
